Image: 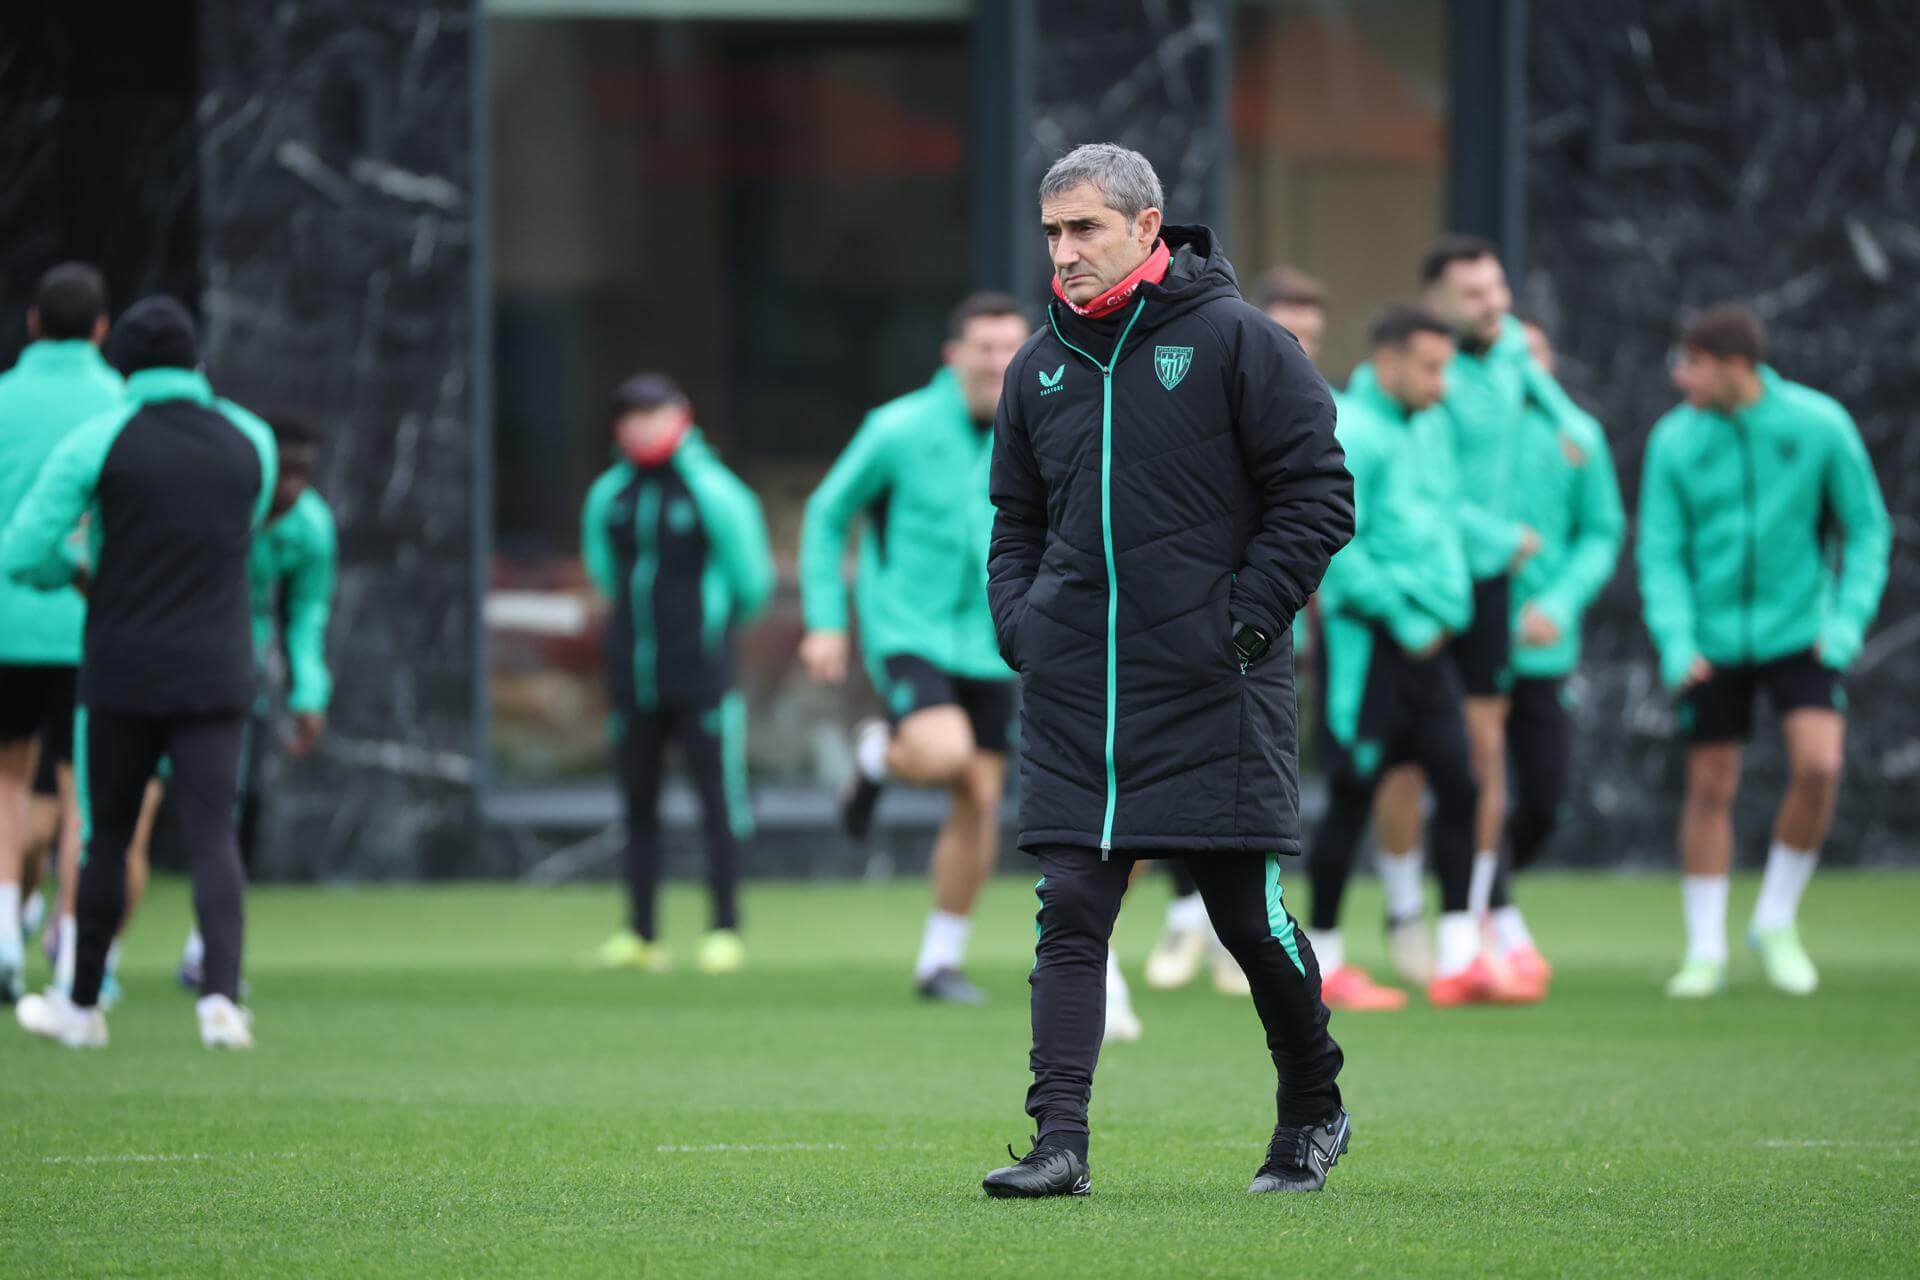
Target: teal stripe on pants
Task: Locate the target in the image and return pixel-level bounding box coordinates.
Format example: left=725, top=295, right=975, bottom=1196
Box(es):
left=1264, top=853, right=1307, bottom=976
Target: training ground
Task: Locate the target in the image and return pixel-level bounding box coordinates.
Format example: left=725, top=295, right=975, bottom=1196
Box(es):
left=2, top=871, right=1914, bottom=1277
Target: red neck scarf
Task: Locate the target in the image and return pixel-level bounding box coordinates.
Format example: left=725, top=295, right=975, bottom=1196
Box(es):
left=623, top=418, right=690, bottom=469
left=1052, top=240, right=1170, bottom=318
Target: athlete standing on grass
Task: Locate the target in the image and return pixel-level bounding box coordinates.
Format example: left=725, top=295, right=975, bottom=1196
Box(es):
left=982, top=144, right=1352, bottom=1198
left=1638, top=305, right=1888, bottom=998
left=799, top=295, right=1027, bottom=1005
left=4, top=296, right=273, bottom=1050
left=583, top=374, right=773, bottom=977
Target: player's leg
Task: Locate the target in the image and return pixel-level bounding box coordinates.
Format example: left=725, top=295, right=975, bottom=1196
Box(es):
left=1186, top=852, right=1348, bottom=1193
left=900, top=666, right=994, bottom=1002
left=1452, top=576, right=1514, bottom=926
left=1145, top=857, right=1211, bottom=989
left=1488, top=677, right=1569, bottom=984
left=0, top=707, right=37, bottom=1000
left=983, top=845, right=1132, bottom=1196
left=685, top=696, right=748, bottom=974
left=595, top=708, right=670, bottom=969
left=1748, top=660, right=1844, bottom=993
left=1371, top=763, right=1432, bottom=984
left=1665, top=664, right=1747, bottom=997
left=839, top=656, right=974, bottom=842
left=164, top=714, right=252, bottom=1048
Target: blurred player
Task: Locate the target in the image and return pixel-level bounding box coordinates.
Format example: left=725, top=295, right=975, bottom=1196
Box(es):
left=583, top=374, right=772, bottom=975
left=799, top=294, right=1027, bottom=1004
left=1638, top=305, right=1888, bottom=997
left=0, top=263, right=121, bottom=1001
left=5, top=296, right=275, bottom=1050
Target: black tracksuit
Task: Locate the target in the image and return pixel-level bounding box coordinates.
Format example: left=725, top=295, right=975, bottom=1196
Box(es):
left=988, top=227, right=1354, bottom=1146
left=1491, top=675, right=1573, bottom=908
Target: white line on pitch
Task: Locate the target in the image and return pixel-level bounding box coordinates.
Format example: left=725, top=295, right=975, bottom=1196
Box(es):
left=654, top=1142, right=850, bottom=1154
left=42, top=1151, right=310, bottom=1165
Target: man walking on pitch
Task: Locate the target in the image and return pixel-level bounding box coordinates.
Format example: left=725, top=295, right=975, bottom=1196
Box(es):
left=584, top=375, right=773, bottom=976
left=0, top=263, right=121, bottom=1001
left=799, top=294, right=1028, bottom=1004
left=4, top=296, right=275, bottom=1049
left=983, top=144, right=1352, bottom=1197
left=1638, top=305, right=1888, bottom=997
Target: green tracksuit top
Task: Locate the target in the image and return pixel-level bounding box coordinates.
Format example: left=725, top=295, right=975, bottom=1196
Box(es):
left=1436, top=313, right=1535, bottom=581
left=799, top=366, right=1009, bottom=683
left=1508, top=389, right=1625, bottom=679
left=1636, top=366, right=1890, bottom=689
left=1318, top=363, right=1473, bottom=745
left=0, top=340, right=124, bottom=664
left=250, top=489, right=337, bottom=713
left=582, top=429, right=774, bottom=712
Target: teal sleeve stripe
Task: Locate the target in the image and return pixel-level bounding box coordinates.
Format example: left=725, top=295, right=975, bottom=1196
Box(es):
left=1264, top=854, right=1307, bottom=977
left=74, top=706, right=92, bottom=851
left=1031, top=876, right=1047, bottom=974
left=581, top=467, right=624, bottom=598
left=0, top=402, right=135, bottom=589
left=216, top=399, right=279, bottom=530
left=718, top=691, right=754, bottom=840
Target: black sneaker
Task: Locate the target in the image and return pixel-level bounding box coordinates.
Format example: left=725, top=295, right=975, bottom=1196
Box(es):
left=983, top=1139, right=1091, bottom=1198
left=916, top=966, right=987, bottom=1005
left=839, top=772, right=882, bottom=844
left=1248, top=1109, right=1350, bottom=1193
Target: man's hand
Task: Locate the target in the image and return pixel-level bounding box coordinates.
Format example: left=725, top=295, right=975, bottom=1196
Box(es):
left=290, top=712, right=326, bottom=757
left=800, top=630, right=851, bottom=685
left=1682, top=657, right=1714, bottom=690
left=1510, top=525, right=1542, bottom=570
left=71, top=567, right=90, bottom=599
left=1518, top=603, right=1561, bottom=649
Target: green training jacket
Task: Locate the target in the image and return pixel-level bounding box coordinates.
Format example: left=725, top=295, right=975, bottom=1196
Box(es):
left=250, top=488, right=337, bottom=713
left=799, top=366, right=1009, bottom=683
left=0, top=340, right=124, bottom=664
left=1319, top=363, right=1473, bottom=746
left=1508, top=382, right=1624, bottom=679
left=1636, top=366, right=1890, bottom=689
left=1436, top=313, right=1534, bottom=581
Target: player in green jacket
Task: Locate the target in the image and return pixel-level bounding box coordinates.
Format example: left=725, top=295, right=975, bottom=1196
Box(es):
left=582, top=374, right=773, bottom=977
left=1638, top=305, right=1889, bottom=999
left=0, top=264, right=121, bottom=1001
left=1481, top=318, right=1625, bottom=988
left=798, top=293, right=1027, bottom=1004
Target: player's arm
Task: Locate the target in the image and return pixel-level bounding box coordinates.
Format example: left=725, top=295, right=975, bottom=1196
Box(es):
left=798, top=413, right=896, bottom=682
left=1816, top=407, right=1892, bottom=671
left=1635, top=417, right=1701, bottom=689
left=1316, top=430, right=1416, bottom=638
left=986, top=357, right=1045, bottom=670
left=580, top=468, right=623, bottom=599
left=1225, top=316, right=1354, bottom=643
left=714, top=469, right=776, bottom=627
left=1530, top=417, right=1625, bottom=635
left=0, top=407, right=128, bottom=590
left=282, top=501, right=338, bottom=717
left=217, top=399, right=280, bottom=531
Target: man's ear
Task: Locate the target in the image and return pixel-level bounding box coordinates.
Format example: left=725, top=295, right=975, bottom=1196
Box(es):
left=1136, top=206, right=1163, bottom=245
left=25, top=307, right=41, bottom=341
left=91, top=314, right=110, bottom=346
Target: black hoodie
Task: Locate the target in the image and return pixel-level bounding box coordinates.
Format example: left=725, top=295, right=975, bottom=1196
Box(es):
left=987, top=225, right=1352, bottom=857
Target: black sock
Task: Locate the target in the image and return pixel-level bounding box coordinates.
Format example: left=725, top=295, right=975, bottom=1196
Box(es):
left=1038, top=1128, right=1089, bottom=1163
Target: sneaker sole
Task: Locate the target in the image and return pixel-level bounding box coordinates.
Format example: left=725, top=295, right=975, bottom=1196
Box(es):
left=983, top=1175, right=1092, bottom=1199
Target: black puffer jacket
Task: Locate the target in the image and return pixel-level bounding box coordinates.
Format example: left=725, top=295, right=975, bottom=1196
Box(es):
left=988, top=226, right=1352, bottom=856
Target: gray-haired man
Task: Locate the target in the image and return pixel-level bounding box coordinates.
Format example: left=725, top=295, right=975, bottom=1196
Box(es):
left=981, top=144, right=1354, bottom=1197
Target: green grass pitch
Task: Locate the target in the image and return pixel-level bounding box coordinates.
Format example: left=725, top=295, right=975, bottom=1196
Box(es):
left=2, top=869, right=1915, bottom=1277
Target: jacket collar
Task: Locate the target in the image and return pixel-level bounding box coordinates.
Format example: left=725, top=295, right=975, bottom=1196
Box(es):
left=125, top=367, right=214, bottom=406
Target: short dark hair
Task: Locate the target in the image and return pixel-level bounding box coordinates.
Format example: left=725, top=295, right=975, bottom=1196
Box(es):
left=947, top=291, right=1029, bottom=342
left=1679, top=304, right=1765, bottom=365
left=33, top=262, right=108, bottom=340
left=271, top=416, right=321, bottom=449
left=609, top=372, right=690, bottom=422
left=1368, top=302, right=1454, bottom=351
left=1419, top=234, right=1500, bottom=286
left=1252, top=266, right=1326, bottom=312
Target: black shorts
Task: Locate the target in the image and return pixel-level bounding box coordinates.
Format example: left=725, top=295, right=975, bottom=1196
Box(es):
left=0, top=663, right=78, bottom=767
left=1677, top=649, right=1843, bottom=744
left=879, top=654, right=1016, bottom=755
left=1324, top=630, right=1470, bottom=784
left=1445, top=574, right=1512, bottom=697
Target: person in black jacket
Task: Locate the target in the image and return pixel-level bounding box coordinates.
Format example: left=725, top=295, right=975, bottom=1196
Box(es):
left=980, top=144, right=1355, bottom=1199
left=1, top=297, right=275, bottom=1051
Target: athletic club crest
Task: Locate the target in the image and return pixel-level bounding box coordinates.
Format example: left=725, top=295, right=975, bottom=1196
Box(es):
left=1154, top=345, right=1193, bottom=390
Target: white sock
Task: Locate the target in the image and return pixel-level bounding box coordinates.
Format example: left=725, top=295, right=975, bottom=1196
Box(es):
left=1436, top=912, right=1479, bottom=979
left=1309, top=927, right=1345, bottom=974
left=0, top=883, right=19, bottom=957
left=1751, top=842, right=1818, bottom=932
left=56, top=913, right=76, bottom=992
left=1165, top=892, right=1208, bottom=934
left=22, top=888, right=45, bottom=936
left=1377, top=848, right=1425, bottom=921
left=183, top=929, right=205, bottom=968
left=1682, top=875, right=1729, bottom=965
left=1105, top=949, right=1132, bottom=1006
left=1467, top=850, right=1498, bottom=918
left=913, top=910, right=971, bottom=981
left=1492, top=905, right=1534, bottom=953
left=855, top=721, right=891, bottom=782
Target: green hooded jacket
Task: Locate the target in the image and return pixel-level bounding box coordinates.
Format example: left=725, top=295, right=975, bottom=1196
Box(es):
left=799, top=366, right=1009, bottom=683
left=1636, top=366, right=1890, bottom=688
left=1319, top=363, right=1473, bottom=746
left=0, top=340, right=124, bottom=664
left=1436, top=314, right=1534, bottom=580
left=250, top=488, right=337, bottom=713
left=1508, top=384, right=1625, bottom=679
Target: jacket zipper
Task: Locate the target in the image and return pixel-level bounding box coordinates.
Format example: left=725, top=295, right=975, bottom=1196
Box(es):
left=1047, top=298, right=1147, bottom=857
left=1735, top=416, right=1756, bottom=662
left=631, top=479, right=662, bottom=709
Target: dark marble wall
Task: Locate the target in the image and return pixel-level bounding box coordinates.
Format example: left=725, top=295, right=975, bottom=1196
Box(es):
left=197, top=0, right=482, bottom=878
left=1523, top=1, right=1920, bottom=866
